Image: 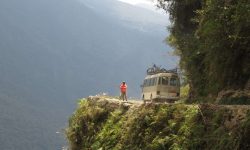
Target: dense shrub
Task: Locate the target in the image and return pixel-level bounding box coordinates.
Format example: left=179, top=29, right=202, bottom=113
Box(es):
left=66, top=99, right=250, bottom=150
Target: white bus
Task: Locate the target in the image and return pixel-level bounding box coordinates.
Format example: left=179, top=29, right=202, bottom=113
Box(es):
left=141, top=67, right=180, bottom=103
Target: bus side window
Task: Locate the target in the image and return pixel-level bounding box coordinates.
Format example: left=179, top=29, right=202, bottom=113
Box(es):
left=148, top=78, right=151, bottom=86
left=146, top=79, right=149, bottom=86
left=154, top=78, right=157, bottom=86
left=151, top=78, right=155, bottom=86
left=145, top=79, right=149, bottom=87
left=152, top=78, right=156, bottom=86
left=143, top=79, right=147, bottom=87
left=158, top=77, right=162, bottom=85
left=162, top=77, right=168, bottom=85
left=151, top=78, right=156, bottom=86
left=170, top=78, right=177, bottom=86
left=148, top=79, right=151, bottom=86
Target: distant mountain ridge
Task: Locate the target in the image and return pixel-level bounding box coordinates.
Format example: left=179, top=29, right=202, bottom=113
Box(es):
left=80, top=0, right=169, bottom=35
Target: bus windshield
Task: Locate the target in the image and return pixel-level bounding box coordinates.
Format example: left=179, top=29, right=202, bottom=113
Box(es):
left=144, top=77, right=157, bottom=87
left=170, top=77, right=178, bottom=86
left=158, top=77, right=168, bottom=85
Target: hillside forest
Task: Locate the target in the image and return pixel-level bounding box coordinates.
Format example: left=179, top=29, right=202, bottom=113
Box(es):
left=157, top=0, right=250, bottom=103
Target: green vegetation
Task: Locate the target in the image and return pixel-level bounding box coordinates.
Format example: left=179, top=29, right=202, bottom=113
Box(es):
left=157, top=0, right=250, bottom=101
left=180, top=84, right=190, bottom=99
left=66, top=98, right=250, bottom=150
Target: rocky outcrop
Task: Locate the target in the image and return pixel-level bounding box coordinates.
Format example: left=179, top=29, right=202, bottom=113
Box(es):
left=216, top=90, right=250, bottom=104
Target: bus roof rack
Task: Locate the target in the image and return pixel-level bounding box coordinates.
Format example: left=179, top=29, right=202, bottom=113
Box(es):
left=147, top=64, right=178, bottom=75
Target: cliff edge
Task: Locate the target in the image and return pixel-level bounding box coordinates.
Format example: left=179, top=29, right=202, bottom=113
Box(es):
left=66, top=96, right=250, bottom=150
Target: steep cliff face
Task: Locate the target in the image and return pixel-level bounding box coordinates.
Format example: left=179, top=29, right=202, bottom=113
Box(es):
left=66, top=96, right=250, bottom=150
left=157, top=0, right=250, bottom=100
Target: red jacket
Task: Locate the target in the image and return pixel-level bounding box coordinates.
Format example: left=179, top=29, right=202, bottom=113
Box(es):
left=120, top=84, right=127, bottom=92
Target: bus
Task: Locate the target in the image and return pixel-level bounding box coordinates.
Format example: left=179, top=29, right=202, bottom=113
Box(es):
left=141, top=66, right=180, bottom=103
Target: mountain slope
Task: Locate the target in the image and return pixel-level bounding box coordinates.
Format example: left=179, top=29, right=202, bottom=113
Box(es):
left=0, top=0, right=176, bottom=149
left=81, top=0, right=169, bottom=35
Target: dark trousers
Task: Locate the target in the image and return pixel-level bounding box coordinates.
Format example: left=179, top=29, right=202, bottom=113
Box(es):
left=120, top=92, right=127, bottom=101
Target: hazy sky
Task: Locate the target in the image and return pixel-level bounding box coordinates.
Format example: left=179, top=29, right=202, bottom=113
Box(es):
left=116, top=0, right=166, bottom=14
left=118, top=0, right=155, bottom=5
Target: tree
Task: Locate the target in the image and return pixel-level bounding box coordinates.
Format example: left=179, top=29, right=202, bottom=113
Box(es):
left=157, top=0, right=250, bottom=101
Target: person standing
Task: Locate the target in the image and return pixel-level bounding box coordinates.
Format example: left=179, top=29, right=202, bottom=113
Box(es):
left=120, top=81, right=127, bottom=101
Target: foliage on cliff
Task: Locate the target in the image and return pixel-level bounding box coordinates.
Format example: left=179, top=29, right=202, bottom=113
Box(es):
left=66, top=97, right=250, bottom=150
left=157, top=0, right=250, bottom=100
